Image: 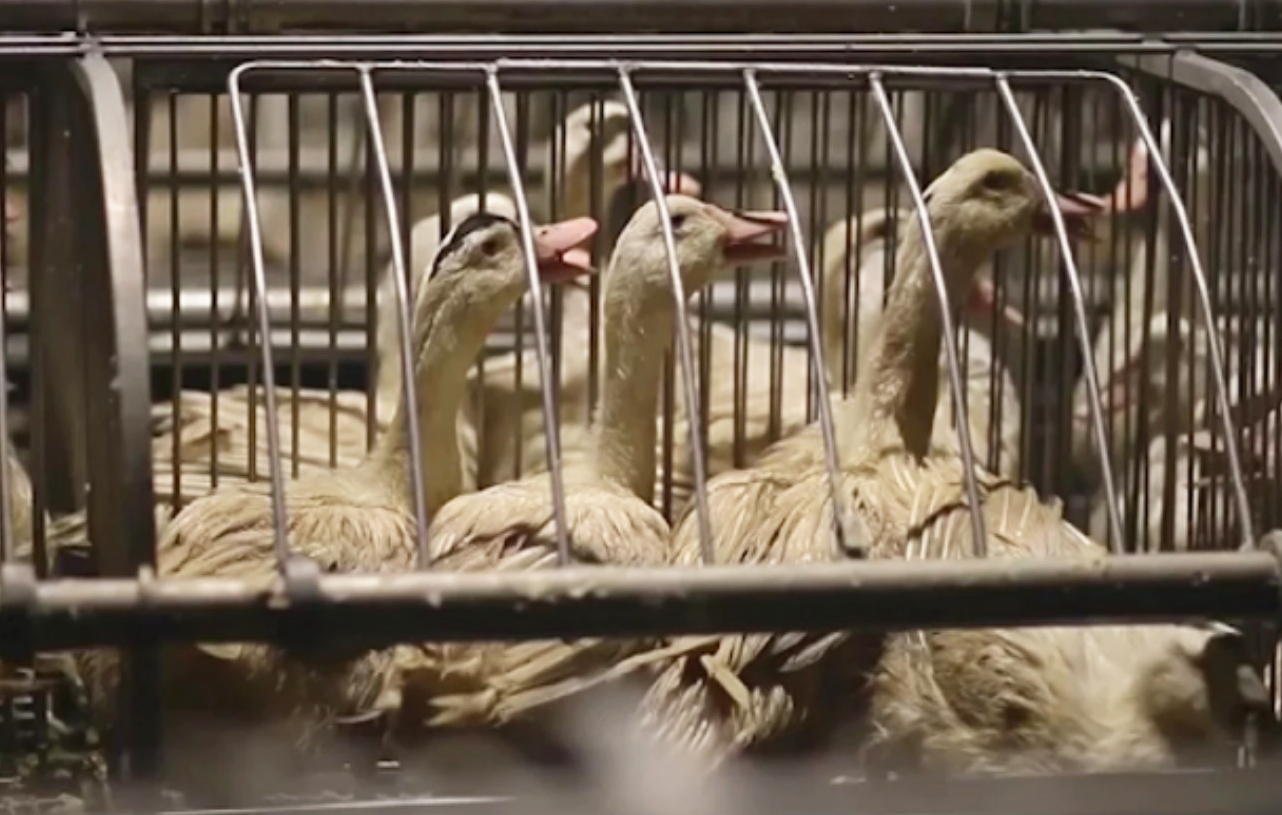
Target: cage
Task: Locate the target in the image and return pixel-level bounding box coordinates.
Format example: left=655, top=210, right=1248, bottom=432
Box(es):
left=0, top=9, right=1279, bottom=814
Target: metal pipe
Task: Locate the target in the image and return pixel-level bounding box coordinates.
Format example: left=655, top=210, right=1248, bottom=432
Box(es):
left=617, top=67, right=715, bottom=562
left=742, top=69, right=857, bottom=558
left=487, top=67, right=573, bottom=564
left=227, top=63, right=291, bottom=565
left=3, top=551, right=1276, bottom=653
left=357, top=66, right=431, bottom=566
left=870, top=73, right=989, bottom=557
left=994, top=75, right=1126, bottom=554
left=0, top=0, right=1263, bottom=34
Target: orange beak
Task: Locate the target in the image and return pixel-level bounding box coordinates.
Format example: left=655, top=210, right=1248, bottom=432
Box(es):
left=1032, top=190, right=1108, bottom=242
left=707, top=206, right=790, bottom=263
left=533, top=217, right=598, bottom=283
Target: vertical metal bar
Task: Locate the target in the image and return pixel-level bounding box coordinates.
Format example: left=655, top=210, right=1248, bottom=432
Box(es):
left=871, top=73, right=988, bottom=558
left=327, top=92, right=340, bottom=469
left=0, top=96, right=11, bottom=564
left=767, top=89, right=785, bottom=443
left=358, top=67, right=431, bottom=567
left=487, top=68, right=572, bottom=564
left=995, top=75, right=1125, bottom=554
left=245, top=92, right=261, bottom=482
left=168, top=92, right=182, bottom=508
left=511, top=90, right=528, bottom=479
left=744, top=70, right=855, bottom=558
left=209, top=92, right=222, bottom=489
left=228, top=66, right=290, bottom=567
left=1099, top=75, right=1256, bottom=551
left=288, top=93, right=301, bottom=479
left=618, top=67, right=714, bottom=564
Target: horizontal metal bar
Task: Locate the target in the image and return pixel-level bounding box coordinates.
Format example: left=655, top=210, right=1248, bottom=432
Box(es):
left=148, top=767, right=1282, bottom=815
left=0, top=0, right=1265, bottom=35
left=4, top=551, right=1277, bottom=654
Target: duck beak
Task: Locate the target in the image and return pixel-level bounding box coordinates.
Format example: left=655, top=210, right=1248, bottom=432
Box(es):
left=710, top=207, right=789, bottom=263
left=1033, top=190, right=1107, bottom=242
left=967, top=275, right=1026, bottom=330
left=631, top=154, right=703, bottom=197
left=534, top=217, right=598, bottom=283
left=1106, top=137, right=1150, bottom=214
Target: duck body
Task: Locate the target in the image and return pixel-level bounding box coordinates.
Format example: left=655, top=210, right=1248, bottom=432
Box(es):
left=637, top=149, right=1103, bottom=768
left=399, top=197, right=789, bottom=738
left=863, top=458, right=1257, bottom=774
left=79, top=212, right=598, bottom=804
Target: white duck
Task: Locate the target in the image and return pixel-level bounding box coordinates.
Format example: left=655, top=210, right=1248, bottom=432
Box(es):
left=149, top=100, right=695, bottom=514
left=395, top=196, right=787, bottom=732
left=77, top=212, right=596, bottom=803
left=638, top=149, right=1115, bottom=767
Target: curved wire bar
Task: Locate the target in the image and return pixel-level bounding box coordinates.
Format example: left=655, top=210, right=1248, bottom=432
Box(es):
left=1085, top=71, right=1257, bottom=551
left=487, top=68, right=572, bottom=565
left=994, top=75, right=1125, bottom=555
left=358, top=66, right=431, bottom=567
left=228, top=63, right=291, bottom=568
left=742, top=69, right=857, bottom=558
left=870, top=73, right=989, bottom=558
left=217, top=57, right=1256, bottom=562
left=616, top=67, right=715, bottom=564
left=0, top=240, right=12, bottom=562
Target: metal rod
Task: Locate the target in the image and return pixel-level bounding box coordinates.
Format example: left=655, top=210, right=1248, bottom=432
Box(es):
left=617, top=66, right=715, bottom=563
left=2, top=551, right=1276, bottom=652
left=227, top=64, right=290, bottom=565
left=742, top=69, right=855, bottom=558
left=870, top=73, right=989, bottom=558
left=994, top=75, right=1126, bottom=554
left=357, top=67, right=432, bottom=566
left=1097, top=74, right=1258, bottom=551
left=485, top=67, right=573, bottom=565
left=0, top=1, right=1258, bottom=35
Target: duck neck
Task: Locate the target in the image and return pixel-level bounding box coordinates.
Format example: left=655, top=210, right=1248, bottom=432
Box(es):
left=594, top=280, right=673, bottom=503
left=370, top=282, right=518, bottom=513
left=847, top=214, right=990, bottom=461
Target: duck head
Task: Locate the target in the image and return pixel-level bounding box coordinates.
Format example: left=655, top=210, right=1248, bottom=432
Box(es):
left=422, top=212, right=598, bottom=319
left=922, top=148, right=1105, bottom=252
left=557, top=101, right=702, bottom=218
left=608, top=194, right=788, bottom=300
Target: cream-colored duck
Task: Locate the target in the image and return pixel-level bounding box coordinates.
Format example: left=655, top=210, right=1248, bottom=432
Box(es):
left=801, top=154, right=1258, bottom=776
left=469, top=101, right=702, bottom=491
left=375, top=193, right=519, bottom=424
left=820, top=209, right=1024, bottom=474
left=77, top=213, right=596, bottom=800
left=395, top=196, right=787, bottom=732
left=637, top=149, right=1110, bottom=767
left=150, top=100, right=690, bottom=513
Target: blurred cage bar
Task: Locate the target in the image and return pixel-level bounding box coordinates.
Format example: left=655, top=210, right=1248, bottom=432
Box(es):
left=0, top=6, right=1278, bottom=810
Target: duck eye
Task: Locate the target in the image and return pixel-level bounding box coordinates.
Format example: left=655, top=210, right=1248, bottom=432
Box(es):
left=981, top=170, right=1012, bottom=192
left=479, top=238, right=500, bottom=257
left=669, top=214, right=687, bottom=231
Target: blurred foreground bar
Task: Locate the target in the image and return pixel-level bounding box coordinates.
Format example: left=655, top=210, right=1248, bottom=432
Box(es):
left=0, top=550, right=1276, bottom=653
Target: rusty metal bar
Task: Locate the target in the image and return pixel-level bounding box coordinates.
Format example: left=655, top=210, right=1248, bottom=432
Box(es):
left=4, top=550, right=1278, bottom=653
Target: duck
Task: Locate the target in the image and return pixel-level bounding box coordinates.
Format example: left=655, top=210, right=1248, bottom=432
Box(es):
left=820, top=208, right=1024, bottom=475
left=76, top=211, right=596, bottom=803
left=394, top=195, right=788, bottom=733
left=468, top=101, right=703, bottom=493
left=636, top=149, right=1111, bottom=768
left=797, top=151, right=1261, bottom=776
left=149, top=100, right=697, bottom=515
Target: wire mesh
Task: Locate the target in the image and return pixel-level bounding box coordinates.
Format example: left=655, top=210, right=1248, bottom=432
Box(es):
left=124, top=59, right=1272, bottom=558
